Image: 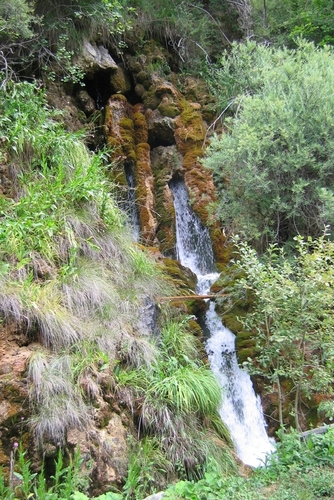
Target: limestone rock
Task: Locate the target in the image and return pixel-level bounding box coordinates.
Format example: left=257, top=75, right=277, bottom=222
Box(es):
left=67, top=413, right=129, bottom=496
left=76, top=90, right=96, bottom=116
left=78, top=41, right=118, bottom=74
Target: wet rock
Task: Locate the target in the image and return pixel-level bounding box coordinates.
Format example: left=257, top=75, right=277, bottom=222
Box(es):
left=145, top=109, right=176, bottom=147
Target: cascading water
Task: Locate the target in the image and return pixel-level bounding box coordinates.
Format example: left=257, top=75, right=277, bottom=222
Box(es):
left=124, top=165, right=140, bottom=242
left=169, top=178, right=274, bottom=467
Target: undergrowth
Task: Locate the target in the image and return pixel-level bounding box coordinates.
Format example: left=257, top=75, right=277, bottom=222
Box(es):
left=164, top=428, right=334, bottom=500
left=2, top=429, right=334, bottom=499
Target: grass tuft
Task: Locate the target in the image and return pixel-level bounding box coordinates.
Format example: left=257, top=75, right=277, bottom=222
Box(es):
left=28, top=352, right=90, bottom=445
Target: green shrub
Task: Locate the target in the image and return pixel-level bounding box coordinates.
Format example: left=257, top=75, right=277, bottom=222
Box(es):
left=204, top=40, right=334, bottom=249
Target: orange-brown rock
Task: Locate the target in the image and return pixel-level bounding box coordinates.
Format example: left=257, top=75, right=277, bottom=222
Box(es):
left=135, top=143, right=158, bottom=245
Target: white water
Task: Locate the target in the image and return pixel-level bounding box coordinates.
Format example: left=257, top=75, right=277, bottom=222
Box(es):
left=170, top=179, right=274, bottom=467
left=124, top=166, right=140, bottom=241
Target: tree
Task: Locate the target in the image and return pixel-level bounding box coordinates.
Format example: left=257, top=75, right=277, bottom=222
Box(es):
left=0, top=0, right=35, bottom=41
left=204, top=40, right=334, bottom=250
left=251, top=0, right=334, bottom=47
left=232, top=233, right=334, bottom=429
left=227, top=0, right=253, bottom=37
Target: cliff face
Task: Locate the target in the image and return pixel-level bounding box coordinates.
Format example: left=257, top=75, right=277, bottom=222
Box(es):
left=100, top=42, right=228, bottom=261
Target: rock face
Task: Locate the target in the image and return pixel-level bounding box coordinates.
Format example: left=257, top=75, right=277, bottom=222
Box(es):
left=0, top=322, right=32, bottom=472
left=102, top=44, right=228, bottom=262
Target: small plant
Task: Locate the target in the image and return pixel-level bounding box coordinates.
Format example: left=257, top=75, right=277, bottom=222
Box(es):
left=0, top=443, right=89, bottom=500
left=123, top=437, right=171, bottom=500
left=115, top=317, right=234, bottom=488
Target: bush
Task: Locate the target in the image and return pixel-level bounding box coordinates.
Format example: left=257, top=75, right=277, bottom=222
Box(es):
left=231, top=234, right=334, bottom=428
left=204, top=40, right=334, bottom=249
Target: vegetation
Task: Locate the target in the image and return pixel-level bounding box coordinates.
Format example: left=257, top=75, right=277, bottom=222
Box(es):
left=3, top=0, right=334, bottom=499
left=251, top=0, right=334, bottom=47
left=164, top=428, right=334, bottom=499
left=2, top=429, right=334, bottom=499
left=0, top=78, right=169, bottom=451
left=0, top=72, right=233, bottom=498
left=117, top=319, right=235, bottom=497
left=227, top=233, right=334, bottom=429
left=0, top=0, right=133, bottom=87
left=204, top=40, right=334, bottom=250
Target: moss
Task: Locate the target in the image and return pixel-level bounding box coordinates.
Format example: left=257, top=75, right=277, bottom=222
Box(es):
left=133, top=112, right=148, bottom=144
left=150, top=147, right=181, bottom=255
left=236, top=331, right=255, bottom=342
left=223, top=313, right=244, bottom=334
left=187, top=318, right=203, bottom=338
left=134, top=143, right=157, bottom=243
left=158, top=98, right=181, bottom=118
left=211, top=228, right=232, bottom=265
left=119, top=117, right=136, bottom=162
left=110, top=67, right=131, bottom=94
left=142, top=89, right=161, bottom=110
left=160, top=258, right=196, bottom=292
left=179, top=102, right=203, bottom=125
left=135, top=70, right=149, bottom=84
left=237, top=348, right=256, bottom=365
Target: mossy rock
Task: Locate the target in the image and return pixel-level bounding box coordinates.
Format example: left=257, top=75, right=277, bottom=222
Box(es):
left=236, top=331, right=255, bottom=342
left=110, top=66, right=131, bottom=94
left=108, top=93, right=128, bottom=104
left=142, top=89, right=161, bottom=110
left=150, top=146, right=181, bottom=254
left=133, top=112, right=148, bottom=144
left=119, top=117, right=136, bottom=162
left=211, top=228, right=232, bottom=265
left=187, top=318, right=204, bottom=338
left=222, top=313, right=244, bottom=334
left=134, top=143, right=157, bottom=243
left=158, top=97, right=181, bottom=118
left=160, top=257, right=196, bottom=292
left=236, top=347, right=256, bottom=365
left=135, top=70, right=150, bottom=85
left=236, top=338, right=256, bottom=351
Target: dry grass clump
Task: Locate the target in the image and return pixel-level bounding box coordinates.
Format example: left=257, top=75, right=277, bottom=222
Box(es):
left=28, top=352, right=91, bottom=446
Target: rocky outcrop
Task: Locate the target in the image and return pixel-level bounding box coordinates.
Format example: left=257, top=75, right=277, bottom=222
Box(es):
left=77, top=41, right=118, bottom=75
left=0, top=322, right=33, bottom=473
left=102, top=43, right=229, bottom=264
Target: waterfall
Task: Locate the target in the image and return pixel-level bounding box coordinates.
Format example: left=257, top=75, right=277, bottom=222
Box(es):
left=124, top=165, right=140, bottom=241
left=170, top=178, right=274, bottom=468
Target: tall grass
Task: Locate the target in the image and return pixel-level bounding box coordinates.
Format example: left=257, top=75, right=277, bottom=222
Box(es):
left=116, top=319, right=234, bottom=482
left=0, top=81, right=166, bottom=454
left=28, top=352, right=91, bottom=445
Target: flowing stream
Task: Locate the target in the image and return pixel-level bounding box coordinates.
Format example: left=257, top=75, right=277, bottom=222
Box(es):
left=169, top=179, right=274, bottom=467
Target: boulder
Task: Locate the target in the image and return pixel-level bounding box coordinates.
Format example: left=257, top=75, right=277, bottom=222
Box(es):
left=78, top=41, right=118, bottom=75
